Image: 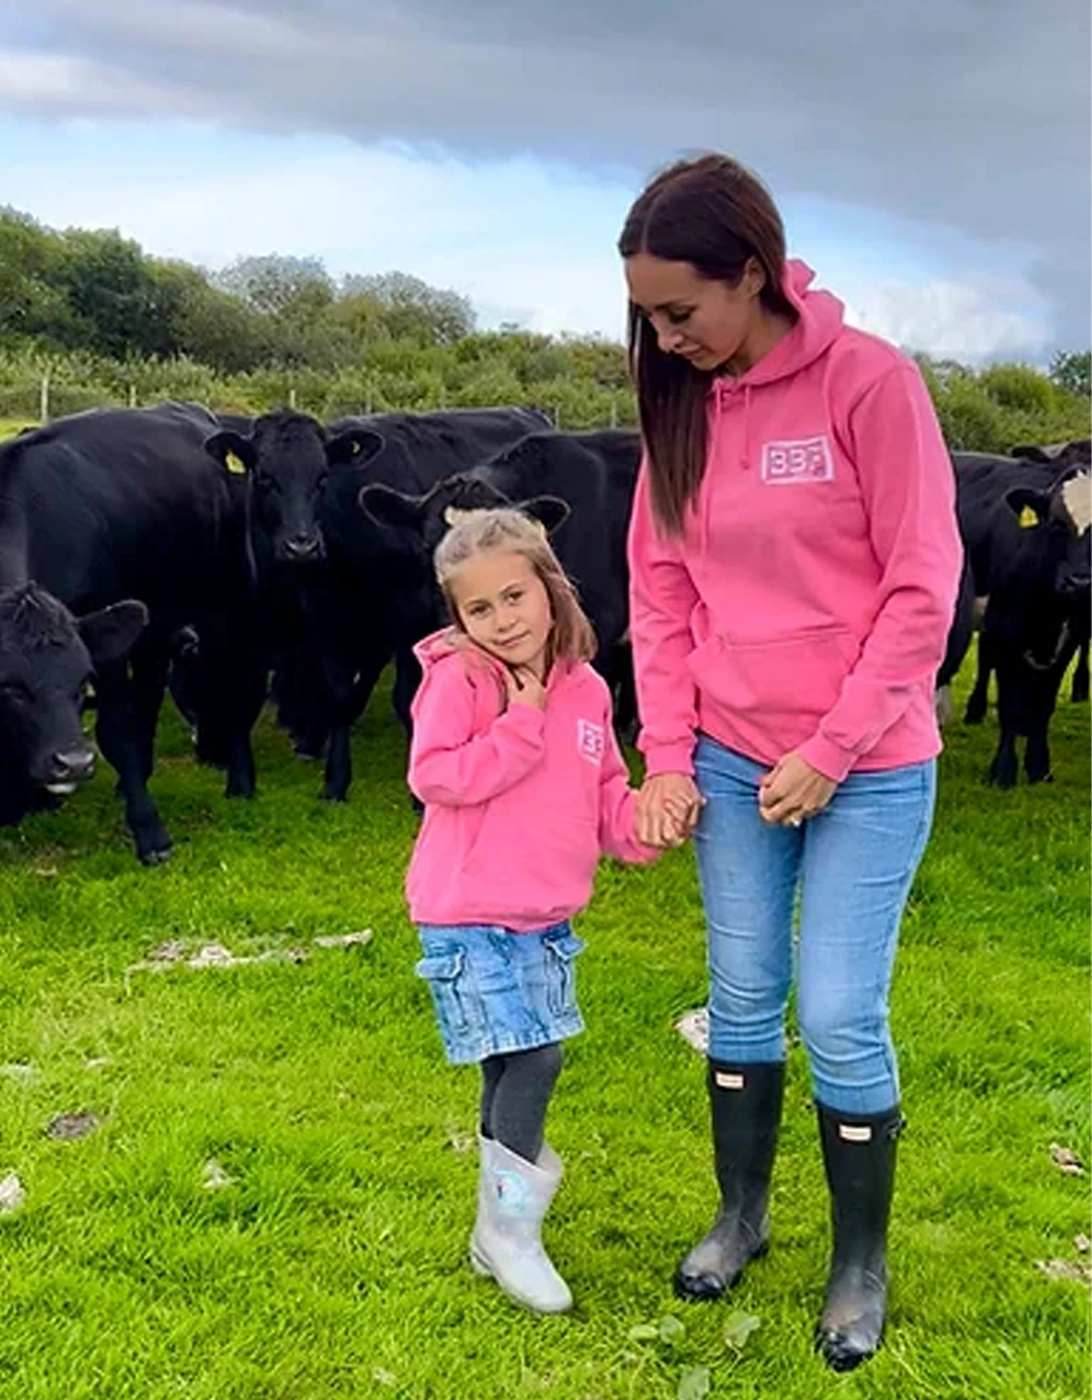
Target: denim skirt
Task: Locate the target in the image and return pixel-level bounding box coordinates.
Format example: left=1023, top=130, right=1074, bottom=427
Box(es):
left=415, top=921, right=586, bottom=1064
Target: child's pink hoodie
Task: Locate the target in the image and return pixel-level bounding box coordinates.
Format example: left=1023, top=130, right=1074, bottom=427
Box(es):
left=406, top=630, right=655, bottom=932
left=627, top=259, right=964, bottom=783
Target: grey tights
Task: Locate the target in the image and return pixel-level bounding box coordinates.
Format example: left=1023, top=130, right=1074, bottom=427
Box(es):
left=479, top=1043, right=563, bottom=1163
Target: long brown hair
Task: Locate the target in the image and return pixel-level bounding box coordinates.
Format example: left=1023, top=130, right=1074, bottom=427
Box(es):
left=434, top=508, right=597, bottom=669
left=618, top=153, right=796, bottom=534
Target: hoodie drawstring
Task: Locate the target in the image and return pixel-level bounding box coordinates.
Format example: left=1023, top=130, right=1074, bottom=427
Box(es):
left=741, top=383, right=753, bottom=474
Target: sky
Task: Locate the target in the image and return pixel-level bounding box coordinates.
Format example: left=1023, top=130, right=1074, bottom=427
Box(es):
left=1, top=0, right=1088, bottom=363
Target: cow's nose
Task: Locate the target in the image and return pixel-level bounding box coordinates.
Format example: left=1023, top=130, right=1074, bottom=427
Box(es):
left=284, top=534, right=322, bottom=559
left=50, top=748, right=95, bottom=782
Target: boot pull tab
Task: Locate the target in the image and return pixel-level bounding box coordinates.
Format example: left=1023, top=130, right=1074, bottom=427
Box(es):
left=836, top=1115, right=907, bottom=1144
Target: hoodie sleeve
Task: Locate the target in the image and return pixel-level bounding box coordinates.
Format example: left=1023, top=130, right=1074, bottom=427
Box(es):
left=797, top=365, right=963, bottom=782
left=627, top=459, right=701, bottom=777
left=597, top=708, right=660, bottom=864
left=408, top=656, right=546, bottom=806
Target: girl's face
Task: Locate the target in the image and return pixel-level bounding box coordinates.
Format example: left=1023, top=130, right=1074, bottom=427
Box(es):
left=449, top=549, right=553, bottom=678
left=624, top=251, right=768, bottom=374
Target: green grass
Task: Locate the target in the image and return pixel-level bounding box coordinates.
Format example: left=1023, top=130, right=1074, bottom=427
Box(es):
left=0, top=663, right=1087, bottom=1400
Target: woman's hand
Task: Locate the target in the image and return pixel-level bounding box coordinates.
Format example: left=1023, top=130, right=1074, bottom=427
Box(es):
left=635, top=772, right=704, bottom=848
left=758, top=752, right=837, bottom=827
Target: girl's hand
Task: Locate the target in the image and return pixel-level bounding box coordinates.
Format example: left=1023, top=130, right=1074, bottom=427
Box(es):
left=503, top=665, right=547, bottom=709
left=758, top=752, right=837, bottom=827
left=635, top=773, right=703, bottom=847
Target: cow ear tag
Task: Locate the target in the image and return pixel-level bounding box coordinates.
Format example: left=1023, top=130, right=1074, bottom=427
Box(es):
left=225, top=451, right=247, bottom=475
left=1018, top=505, right=1039, bottom=528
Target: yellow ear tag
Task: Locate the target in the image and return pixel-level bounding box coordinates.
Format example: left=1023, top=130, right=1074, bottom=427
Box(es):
left=1019, top=505, right=1039, bottom=528
left=225, top=451, right=246, bottom=475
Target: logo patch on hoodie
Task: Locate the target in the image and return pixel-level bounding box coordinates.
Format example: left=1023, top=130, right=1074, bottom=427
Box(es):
left=761, top=435, right=835, bottom=485
left=577, top=719, right=605, bottom=763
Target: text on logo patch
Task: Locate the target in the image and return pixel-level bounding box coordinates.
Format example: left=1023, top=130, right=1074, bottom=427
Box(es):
left=761, top=435, right=835, bottom=484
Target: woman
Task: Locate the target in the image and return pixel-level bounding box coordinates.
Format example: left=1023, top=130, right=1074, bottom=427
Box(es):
left=619, top=153, right=962, bottom=1371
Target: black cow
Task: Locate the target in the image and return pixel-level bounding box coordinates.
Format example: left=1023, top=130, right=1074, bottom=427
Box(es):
left=358, top=428, right=643, bottom=721
left=0, top=404, right=264, bottom=861
left=934, top=552, right=975, bottom=727
left=198, top=407, right=550, bottom=801
left=0, top=584, right=147, bottom=827
left=953, top=451, right=1090, bottom=784
left=1006, top=438, right=1091, bottom=706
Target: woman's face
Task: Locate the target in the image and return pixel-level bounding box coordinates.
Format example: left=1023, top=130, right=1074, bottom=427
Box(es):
left=624, top=252, right=767, bottom=374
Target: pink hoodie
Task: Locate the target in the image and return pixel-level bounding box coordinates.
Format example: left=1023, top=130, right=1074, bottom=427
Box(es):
left=405, top=629, right=656, bottom=932
left=627, top=260, right=963, bottom=783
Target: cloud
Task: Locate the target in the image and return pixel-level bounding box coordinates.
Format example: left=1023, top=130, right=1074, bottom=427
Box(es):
left=1, top=127, right=1052, bottom=360
left=1, top=0, right=1086, bottom=349
left=843, top=278, right=1051, bottom=362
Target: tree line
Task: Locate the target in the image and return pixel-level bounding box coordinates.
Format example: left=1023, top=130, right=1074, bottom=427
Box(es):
left=0, top=205, right=1088, bottom=449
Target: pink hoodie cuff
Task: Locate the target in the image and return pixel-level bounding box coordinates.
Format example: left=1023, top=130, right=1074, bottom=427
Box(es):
left=797, top=731, right=855, bottom=784
left=640, top=740, right=696, bottom=779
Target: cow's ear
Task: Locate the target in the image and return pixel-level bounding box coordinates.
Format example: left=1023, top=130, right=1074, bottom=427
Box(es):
left=205, top=430, right=255, bottom=476
left=327, top=427, right=384, bottom=469
left=1006, top=486, right=1050, bottom=528
left=519, top=495, right=570, bottom=535
left=358, top=482, right=426, bottom=530
left=78, top=600, right=149, bottom=669
left=1009, top=443, right=1050, bottom=463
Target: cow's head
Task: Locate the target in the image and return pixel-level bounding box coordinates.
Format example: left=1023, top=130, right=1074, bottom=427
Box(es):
left=1010, top=438, right=1092, bottom=472
left=0, top=584, right=147, bottom=794
left=358, top=474, right=570, bottom=634
left=204, top=411, right=383, bottom=565
left=358, top=473, right=569, bottom=555
left=1006, top=468, right=1092, bottom=603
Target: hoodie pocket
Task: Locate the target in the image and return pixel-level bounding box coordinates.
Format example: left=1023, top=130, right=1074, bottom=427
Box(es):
left=687, top=626, right=859, bottom=733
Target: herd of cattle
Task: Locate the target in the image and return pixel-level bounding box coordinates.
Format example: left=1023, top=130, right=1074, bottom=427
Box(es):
left=0, top=402, right=1087, bottom=864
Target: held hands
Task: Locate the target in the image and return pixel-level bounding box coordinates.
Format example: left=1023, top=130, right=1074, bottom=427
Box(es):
left=758, top=751, right=837, bottom=827
left=635, top=772, right=705, bottom=850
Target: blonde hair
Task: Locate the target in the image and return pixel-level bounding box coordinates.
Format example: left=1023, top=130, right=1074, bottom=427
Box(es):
left=434, top=507, right=596, bottom=667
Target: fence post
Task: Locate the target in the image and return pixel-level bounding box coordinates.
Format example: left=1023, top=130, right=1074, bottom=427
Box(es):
left=40, top=372, right=50, bottom=423
left=288, top=385, right=297, bottom=410
left=128, top=382, right=137, bottom=408
left=609, top=398, right=618, bottom=429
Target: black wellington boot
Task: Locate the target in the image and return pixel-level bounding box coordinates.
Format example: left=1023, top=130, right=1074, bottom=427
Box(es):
left=815, top=1102, right=904, bottom=1372
left=674, top=1060, right=784, bottom=1301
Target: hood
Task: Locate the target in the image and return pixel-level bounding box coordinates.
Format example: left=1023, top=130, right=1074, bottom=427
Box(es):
left=412, top=626, right=511, bottom=721
left=716, top=258, right=845, bottom=395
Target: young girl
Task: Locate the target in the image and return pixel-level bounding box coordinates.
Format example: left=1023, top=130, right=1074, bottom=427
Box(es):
left=406, top=507, right=682, bottom=1315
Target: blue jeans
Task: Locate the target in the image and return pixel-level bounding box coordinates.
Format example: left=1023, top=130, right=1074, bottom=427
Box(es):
left=692, top=736, right=936, bottom=1115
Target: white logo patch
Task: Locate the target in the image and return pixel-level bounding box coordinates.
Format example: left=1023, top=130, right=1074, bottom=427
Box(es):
left=577, top=718, right=605, bottom=763
left=761, top=435, right=835, bottom=485
left=1062, top=472, right=1092, bottom=536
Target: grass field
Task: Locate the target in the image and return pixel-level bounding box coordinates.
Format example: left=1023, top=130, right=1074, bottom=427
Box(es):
left=0, top=659, right=1088, bottom=1400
